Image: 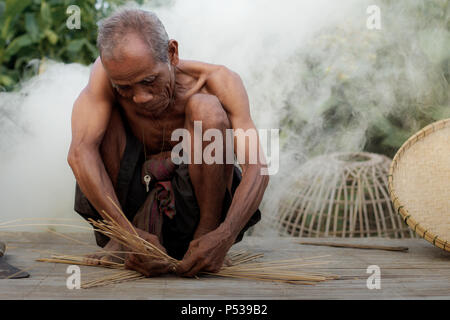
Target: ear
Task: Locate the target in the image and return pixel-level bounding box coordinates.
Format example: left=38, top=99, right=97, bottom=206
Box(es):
left=168, top=39, right=179, bottom=66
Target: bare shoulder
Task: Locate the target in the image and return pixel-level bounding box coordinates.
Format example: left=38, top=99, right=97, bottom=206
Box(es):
left=82, top=57, right=115, bottom=101
left=71, top=57, right=115, bottom=147
left=177, top=59, right=239, bottom=83
left=178, top=60, right=248, bottom=118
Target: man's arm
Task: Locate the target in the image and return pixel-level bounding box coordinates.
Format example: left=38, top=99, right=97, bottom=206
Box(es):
left=68, top=58, right=132, bottom=230
left=208, top=66, right=269, bottom=240
left=69, top=58, right=171, bottom=276
left=69, top=58, right=166, bottom=249
left=176, top=66, right=269, bottom=276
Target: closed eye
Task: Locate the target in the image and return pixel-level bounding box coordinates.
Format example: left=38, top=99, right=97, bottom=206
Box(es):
left=111, top=82, right=131, bottom=91
left=140, top=77, right=156, bottom=86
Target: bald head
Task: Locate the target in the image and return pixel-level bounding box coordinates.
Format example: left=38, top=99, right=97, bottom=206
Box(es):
left=97, top=9, right=169, bottom=63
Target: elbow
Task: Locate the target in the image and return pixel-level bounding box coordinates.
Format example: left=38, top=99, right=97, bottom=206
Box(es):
left=67, top=144, right=84, bottom=172
left=68, top=143, right=100, bottom=176
left=67, top=146, right=78, bottom=170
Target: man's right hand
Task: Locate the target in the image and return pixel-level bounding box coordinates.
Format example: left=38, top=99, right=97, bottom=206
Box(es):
left=124, top=228, right=174, bottom=277
left=124, top=253, right=172, bottom=277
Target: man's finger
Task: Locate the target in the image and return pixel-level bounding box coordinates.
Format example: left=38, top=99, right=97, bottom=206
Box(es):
left=142, top=260, right=170, bottom=272
left=126, top=254, right=153, bottom=275
left=183, top=260, right=207, bottom=277
left=127, top=254, right=172, bottom=276
left=175, top=253, right=197, bottom=276
left=149, top=263, right=171, bottom=275
left=133, top=260, right=168, bottom=277
left=179, top=254, right=208, bottom=277
left=125, top=259, right=149, bottom=277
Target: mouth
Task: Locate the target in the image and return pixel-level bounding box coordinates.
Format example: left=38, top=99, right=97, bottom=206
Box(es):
left=138, top=99, right=170, bottom=115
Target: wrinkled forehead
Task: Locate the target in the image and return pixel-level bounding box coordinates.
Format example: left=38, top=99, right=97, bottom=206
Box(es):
left=101, top=34, right=164, bottom=83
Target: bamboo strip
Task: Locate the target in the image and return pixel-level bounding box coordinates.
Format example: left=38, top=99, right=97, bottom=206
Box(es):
left=298, top=241, right=409, bottom=252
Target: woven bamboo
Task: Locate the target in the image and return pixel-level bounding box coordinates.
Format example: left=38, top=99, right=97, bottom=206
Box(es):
left=271, top=152, right=414, bottom=238
left=388, top=118, right=450, bottom=252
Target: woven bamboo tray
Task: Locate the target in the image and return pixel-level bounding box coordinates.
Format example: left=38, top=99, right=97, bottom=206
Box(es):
left=388, top=118, right=450, bottom=252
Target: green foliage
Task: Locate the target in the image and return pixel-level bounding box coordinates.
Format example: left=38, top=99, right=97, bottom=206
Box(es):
left=1, top=0, right=99, bottom=90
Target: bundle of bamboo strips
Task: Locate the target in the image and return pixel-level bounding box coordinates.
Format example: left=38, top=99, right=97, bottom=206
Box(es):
left=35, top=197, right=338, bottom=288
left=38, top=250, right=336, bottom=288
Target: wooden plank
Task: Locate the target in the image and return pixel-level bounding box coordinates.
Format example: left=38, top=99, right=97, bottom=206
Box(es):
left=0, top=232, right=448, bottom=299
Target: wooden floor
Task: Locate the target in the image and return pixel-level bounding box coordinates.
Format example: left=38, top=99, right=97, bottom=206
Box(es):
left=0, top=231, right=449, bottom=299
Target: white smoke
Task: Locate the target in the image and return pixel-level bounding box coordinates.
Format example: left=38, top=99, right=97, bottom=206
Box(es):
left=155, top=0, right=364, bottom=128
left=0, top=62, right=90, bottom=230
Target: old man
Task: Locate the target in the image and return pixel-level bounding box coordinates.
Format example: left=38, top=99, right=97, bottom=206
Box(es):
left=68, top=9, right=268, bottom=277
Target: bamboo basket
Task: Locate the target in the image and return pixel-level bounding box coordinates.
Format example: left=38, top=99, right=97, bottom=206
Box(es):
left=269, top=152, right=414, bottom=238
left=388, top=118, right=450, bottom=252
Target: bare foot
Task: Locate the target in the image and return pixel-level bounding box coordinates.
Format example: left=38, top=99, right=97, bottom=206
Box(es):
left=84, top=240, right=125, bottom=266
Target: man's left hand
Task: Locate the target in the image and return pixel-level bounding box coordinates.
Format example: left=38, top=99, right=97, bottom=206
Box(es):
left=176, top=227, right=234, bottom=277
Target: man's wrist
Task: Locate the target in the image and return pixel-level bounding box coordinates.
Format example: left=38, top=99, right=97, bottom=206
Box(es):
left=216, top=222, right=239, bottom=245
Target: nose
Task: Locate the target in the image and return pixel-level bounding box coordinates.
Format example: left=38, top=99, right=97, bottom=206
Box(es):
left=133, top=87, right=153, bottom=104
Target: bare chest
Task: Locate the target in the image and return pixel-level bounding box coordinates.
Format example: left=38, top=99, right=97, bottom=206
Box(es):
left=118, top=100, right=187, bottom=156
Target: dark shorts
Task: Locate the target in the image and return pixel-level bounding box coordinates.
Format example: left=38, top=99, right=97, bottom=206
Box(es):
left=74, top=119, right=261, bottom=260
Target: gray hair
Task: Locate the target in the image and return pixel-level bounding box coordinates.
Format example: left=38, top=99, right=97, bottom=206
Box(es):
left=97, top=9, right=169, bottom=62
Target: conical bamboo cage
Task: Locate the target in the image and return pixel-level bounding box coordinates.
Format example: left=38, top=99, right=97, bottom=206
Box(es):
left=273, top=152, right=415, bottom=238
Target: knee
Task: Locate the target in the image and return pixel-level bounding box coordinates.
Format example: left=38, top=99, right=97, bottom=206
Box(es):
left=185, top=94, right=230, bottom=129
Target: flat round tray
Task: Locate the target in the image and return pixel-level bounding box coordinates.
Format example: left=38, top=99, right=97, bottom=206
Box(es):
left=389, top=118, right=450, bottom=252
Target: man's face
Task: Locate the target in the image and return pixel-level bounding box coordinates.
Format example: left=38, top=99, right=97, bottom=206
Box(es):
left=102, top=33, right=175, bottom=116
